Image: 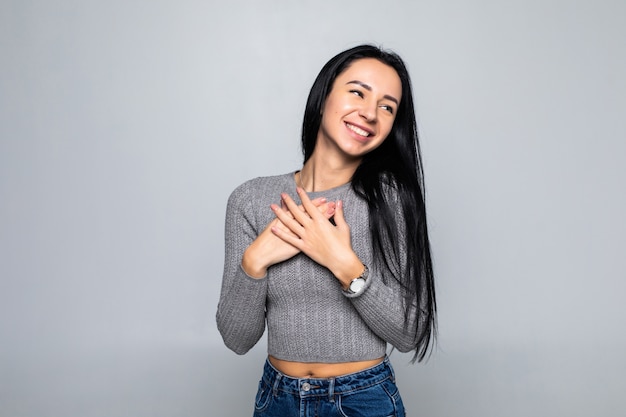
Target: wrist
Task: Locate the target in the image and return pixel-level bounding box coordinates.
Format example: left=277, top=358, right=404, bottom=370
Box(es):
left=345, top=265, right=369, bottom=295
left=332, top=255, right=366, bottom=289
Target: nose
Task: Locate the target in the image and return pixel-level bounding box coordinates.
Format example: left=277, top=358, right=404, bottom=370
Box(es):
left=358, top=100, right=377, bottom=122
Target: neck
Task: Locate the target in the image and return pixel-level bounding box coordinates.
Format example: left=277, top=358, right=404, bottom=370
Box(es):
left=298, top=151, right=361, bottom=192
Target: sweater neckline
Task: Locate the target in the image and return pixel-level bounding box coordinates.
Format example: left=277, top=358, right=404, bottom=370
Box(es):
left=291, top=171, right=352, bottom=199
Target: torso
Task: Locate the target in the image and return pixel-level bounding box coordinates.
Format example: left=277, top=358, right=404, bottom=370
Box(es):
left=268, top=355, right=385, bottom=378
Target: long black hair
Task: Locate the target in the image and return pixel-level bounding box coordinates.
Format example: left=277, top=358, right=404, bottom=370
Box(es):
left=301, top=45, right=436, bottom=362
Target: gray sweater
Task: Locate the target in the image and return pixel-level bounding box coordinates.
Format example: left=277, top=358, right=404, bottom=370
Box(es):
left=216, top=172, right=418, bottom=362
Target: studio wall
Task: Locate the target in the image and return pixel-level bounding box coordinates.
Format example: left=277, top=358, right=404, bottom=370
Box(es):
left=1, top=1, right=625, bottom=415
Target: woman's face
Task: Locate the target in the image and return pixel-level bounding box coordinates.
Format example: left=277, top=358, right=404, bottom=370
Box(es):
left=316, top=58, right=402, bottom=161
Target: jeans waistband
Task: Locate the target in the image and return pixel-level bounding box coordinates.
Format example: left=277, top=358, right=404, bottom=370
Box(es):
left=261, top=356, right=395, bottom=399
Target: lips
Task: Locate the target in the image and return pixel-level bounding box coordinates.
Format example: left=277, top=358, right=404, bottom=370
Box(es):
left=345, top=122, right=374, bottom=138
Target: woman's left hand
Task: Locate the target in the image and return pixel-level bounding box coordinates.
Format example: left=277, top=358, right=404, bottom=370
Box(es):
left=270, top=187, right=364, bottom=287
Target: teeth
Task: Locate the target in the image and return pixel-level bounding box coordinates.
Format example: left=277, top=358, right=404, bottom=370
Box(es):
left=347, top=123, right=370, bottom=137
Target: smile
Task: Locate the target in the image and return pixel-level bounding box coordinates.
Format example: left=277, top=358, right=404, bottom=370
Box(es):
left=345, top=122, right=372, bottom=138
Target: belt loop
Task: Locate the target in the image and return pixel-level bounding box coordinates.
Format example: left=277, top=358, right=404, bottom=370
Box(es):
left=328, top=378, right=335, bottom=403
left=386, top=357, right=396, bottom=383
left=272, top=372, right=282, bottom=397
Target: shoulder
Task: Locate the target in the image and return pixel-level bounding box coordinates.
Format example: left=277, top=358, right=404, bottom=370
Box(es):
left=227, top=172, right=295, bottom=206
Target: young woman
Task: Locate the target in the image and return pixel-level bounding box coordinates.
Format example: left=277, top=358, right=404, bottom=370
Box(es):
left=217, top=44, right=436, bottom=417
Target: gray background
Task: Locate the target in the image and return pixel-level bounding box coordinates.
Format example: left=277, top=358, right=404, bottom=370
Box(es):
left=1, top=0, right=625, bottom=416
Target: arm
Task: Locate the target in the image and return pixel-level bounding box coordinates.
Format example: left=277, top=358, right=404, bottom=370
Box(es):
left=345, top=269, right=420, bottom=353
left=345, top=188, right=424, bottom=353
left=216, top=185, right=268, bottom=355
left=271, top=186, right=423, bottom=352
left=216, top=183, right=337, bottom=355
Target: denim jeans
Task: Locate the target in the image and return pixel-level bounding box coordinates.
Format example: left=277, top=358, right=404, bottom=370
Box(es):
left=252, top=357, right=405, bottom=417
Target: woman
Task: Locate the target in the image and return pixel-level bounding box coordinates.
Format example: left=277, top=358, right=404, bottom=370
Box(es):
left=217, top=44, right=436, bottom=416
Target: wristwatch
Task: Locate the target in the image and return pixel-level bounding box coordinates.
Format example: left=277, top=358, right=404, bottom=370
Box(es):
left=347, top=265, right=369, bottom=295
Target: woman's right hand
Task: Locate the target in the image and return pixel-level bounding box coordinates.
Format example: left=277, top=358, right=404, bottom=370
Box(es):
left=241, top=197, right=336, bottom=278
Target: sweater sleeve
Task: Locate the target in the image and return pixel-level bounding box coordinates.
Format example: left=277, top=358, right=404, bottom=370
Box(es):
left=345, top=272, right=419, bottom=352
left=216, top=183, right=268, bottom=355
left=343, top=187, right=423, bottom=353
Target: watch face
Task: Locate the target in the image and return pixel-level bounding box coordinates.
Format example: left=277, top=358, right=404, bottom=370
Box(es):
left=349, top=278, right=366, bottom=293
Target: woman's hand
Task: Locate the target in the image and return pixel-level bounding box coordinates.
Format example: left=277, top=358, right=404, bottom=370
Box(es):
left=242, top=197, right=336, bottom=278
left=270, top=188, right=364, bottom=288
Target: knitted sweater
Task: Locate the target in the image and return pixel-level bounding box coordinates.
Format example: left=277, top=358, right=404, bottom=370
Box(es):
left=216, top=172, right=418, bottom=362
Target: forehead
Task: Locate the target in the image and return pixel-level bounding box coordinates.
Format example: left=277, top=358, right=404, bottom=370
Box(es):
left=334, top=58, right=402, bottom=98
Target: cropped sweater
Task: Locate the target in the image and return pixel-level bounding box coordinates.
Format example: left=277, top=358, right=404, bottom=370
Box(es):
left=216, top=172, right=419, bottom=362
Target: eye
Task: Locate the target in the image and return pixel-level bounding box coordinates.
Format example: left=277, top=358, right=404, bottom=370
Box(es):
left=380, top=104, right=394, bottom=114
left=349, top=89, right=364, bottom=98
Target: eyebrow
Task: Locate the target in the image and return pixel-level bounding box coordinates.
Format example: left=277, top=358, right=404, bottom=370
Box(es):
left=346, top=80, right=399, bottom=105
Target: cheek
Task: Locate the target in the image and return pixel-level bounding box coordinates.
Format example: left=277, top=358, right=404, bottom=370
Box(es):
left=381, top=118, right=396, bottom=137
left=322, top=96, right=336, bottom=114
left=324, top=95, right=353, bottom=116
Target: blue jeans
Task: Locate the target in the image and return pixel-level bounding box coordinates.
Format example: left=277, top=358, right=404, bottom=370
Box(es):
left=252, top=357, right=406, bottom=417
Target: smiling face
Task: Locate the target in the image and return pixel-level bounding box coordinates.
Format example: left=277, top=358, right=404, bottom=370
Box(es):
left=316, top=58, right=402, bottom=162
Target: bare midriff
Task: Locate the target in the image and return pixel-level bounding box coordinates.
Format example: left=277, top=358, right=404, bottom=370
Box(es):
left=268, top=355, right=385, bottom=378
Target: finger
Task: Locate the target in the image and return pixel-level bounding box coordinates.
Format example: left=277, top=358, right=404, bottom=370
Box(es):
left=280, top=199, right=297, bottom=219
left=321, top=201, right=336, bottom=218
left=333, top=200, right=347, bottom=228
left=281, top=192, right=311, bottom=225
left=271, top=223, right=304, bottom=250
left=270, top=217, right=299, bottom=237
left=311, top=197, right=327, bottom=207
left=294, top=196, right=326, bottom=214
left=296, top=187, right=324, bottom=220
left=283, top=197, right=328, bottom=219
left=271, top=203, right=305, bottom=234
